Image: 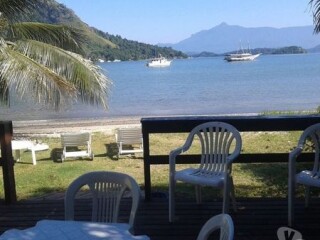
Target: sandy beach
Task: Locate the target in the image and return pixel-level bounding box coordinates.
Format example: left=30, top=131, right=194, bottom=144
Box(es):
left=12, top=117, right=142, bottom=137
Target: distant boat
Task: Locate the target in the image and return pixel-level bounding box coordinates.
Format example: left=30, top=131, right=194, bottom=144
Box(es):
left=146, top=54, right=172, bottom=67
left=224, top=43, right=261, bottom=62
left=224, top=52, right=261, bottom=62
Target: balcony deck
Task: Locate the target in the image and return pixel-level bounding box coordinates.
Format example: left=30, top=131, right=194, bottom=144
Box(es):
left=0, top=195, right=319, bottom=240
left=2, top=118, right=320, bottom=239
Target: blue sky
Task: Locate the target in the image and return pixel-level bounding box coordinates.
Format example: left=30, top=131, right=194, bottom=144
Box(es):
left=57, top=0, right=314, bottom=44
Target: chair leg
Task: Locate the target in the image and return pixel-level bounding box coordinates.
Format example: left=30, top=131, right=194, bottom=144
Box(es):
left=288, top=179, right=295, bottom=227
left=117, top=143, right=121, bottom=159
left=305, top=186, right=310, bottom=208
left=223, top=178, right=231, bottom=213
left=230, top=177, right=237, bottom=212
left=15, top=150, right=21, bottom=162
left=169, top=178, right=176, bottom=222
left=195, top=185, right=202, bottom=204
left=31, top=148, right=36, bottom=165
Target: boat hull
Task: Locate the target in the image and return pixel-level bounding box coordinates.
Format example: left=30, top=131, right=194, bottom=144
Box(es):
left=147, top=62, right=171, bottom=67
left=146, top=57, right=172, bottom=67
left=225, top=53, right=261, bottom=62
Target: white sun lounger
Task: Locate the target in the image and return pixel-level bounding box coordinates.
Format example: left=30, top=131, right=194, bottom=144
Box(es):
left=60, top=132, right=94, bottom=161
left=115, top=127, right=143, bottom=158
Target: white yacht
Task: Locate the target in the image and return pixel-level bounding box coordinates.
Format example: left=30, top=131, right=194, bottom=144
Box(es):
left=224, top=53, right=261, bottom=62
left=225, top=42, right=261, bottom=62
left=146, top=55, right=172, bottom=67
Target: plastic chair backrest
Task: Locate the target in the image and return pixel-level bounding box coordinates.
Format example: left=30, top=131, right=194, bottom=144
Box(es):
left=65, top=171, right=141, bottom=228
left=296, top=123, right=320, bottom=175
left=185, top=122, right=242, bottom=174
left=197, top=214, right=234, bottom=240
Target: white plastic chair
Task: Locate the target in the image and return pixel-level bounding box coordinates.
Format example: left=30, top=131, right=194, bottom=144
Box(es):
left=197, top=214, right=234, bottom=240
left=169, top=122, right=242, bottom=222
left=65, top=171, right=141, bottom=228
left=288, top=123, right=320, bottom=226
left=60, top=132, right=93, bottom=161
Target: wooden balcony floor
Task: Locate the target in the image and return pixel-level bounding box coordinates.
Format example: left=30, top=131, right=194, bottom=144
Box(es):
left=0, top=195, right=319, bottom=240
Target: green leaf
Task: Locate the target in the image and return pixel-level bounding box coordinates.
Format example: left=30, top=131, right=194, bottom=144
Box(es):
left=0, top=38, right=78, bottom=109
left=310, top=0, right=320, bottom=33
left=13, top=40, right=111, bottom=109
left=0, top=0, right=112, bottom=111
left=8, top=22, right=86, bottom=53
left=0, top=0, right=39, bottom=22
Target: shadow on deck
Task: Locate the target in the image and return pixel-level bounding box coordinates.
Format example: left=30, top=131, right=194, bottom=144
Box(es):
left=0, top=195, right=319, bottom=240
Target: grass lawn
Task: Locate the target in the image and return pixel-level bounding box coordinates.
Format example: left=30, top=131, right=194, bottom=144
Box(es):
left=0, top=130, right=317, bottom=200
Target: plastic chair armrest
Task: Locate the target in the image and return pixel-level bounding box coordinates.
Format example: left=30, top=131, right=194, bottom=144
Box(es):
left=289, top=147, right=303, bottom=164
left=288, top=147, right=302, bottom=187
left=170, top=146, right=184, bottom=158
left=169, top=146, right=185, bottom=174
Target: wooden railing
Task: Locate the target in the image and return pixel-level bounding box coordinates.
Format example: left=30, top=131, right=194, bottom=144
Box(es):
left=141, top=115, right=320, bottom=201
left=0, top=121, right=17, bottom=204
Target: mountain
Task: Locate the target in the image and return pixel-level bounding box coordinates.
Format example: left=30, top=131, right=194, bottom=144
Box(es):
left=22, top=0, right=186, bottom=61
left=308, top=44, right=320, bottom=53
left=164, top=22, right=320, bottom=54
left=20, top=0, right=117, bottom=49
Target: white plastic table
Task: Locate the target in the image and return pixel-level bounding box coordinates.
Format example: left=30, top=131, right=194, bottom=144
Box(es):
left=11, top=140, right=49, bottom=165
left=0, top=220, right=150, bottom=240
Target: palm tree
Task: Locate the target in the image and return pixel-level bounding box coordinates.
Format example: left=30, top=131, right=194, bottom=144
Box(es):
left=0, top=0, right=111, bottom=110
left=310, top=0, right=320, bottom=33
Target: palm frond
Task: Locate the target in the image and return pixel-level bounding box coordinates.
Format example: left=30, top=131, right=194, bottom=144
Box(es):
left=0, top=56, right=9, bottom=106
left=0, top=0, right=38, bottom=22
left=310, top=0, right=320, bottom=33
left=14, top=40, right=111, bottom=109
left=8, top=22, right=86, bottom=53
left=0, top=39, right=78, bottom=109
left=0, top=38, right=11, bottom=105
left=0, top=77, right=9, bottom=106
left=0, top=17, right=8, bottom=32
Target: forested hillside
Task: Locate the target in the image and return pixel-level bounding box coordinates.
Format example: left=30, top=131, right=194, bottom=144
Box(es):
left=21, top=0, right=187, bottom=61
left=92, top=29, right=186, bottom=61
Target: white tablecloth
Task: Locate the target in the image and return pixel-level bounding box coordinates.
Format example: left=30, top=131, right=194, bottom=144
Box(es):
left=0, top=220, right=149, bottom=240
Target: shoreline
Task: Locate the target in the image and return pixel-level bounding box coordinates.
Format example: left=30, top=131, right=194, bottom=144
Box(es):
left=10, top=110, right=317, bottom=137
left=12, top=116, right=143, bottom=137
left=11, top=113, right=262, bottom=137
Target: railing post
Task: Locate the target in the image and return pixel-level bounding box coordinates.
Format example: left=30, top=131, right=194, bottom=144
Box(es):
left=0, top=121, right=17, bottom=204
left=142, top=123, right=151, bottom=201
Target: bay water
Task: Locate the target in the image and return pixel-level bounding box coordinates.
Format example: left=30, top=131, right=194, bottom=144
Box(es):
left=1, top=53, right=320, bottom=121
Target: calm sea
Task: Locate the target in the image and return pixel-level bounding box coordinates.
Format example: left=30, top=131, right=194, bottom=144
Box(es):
left=2, top=54, right=320, bottom=121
